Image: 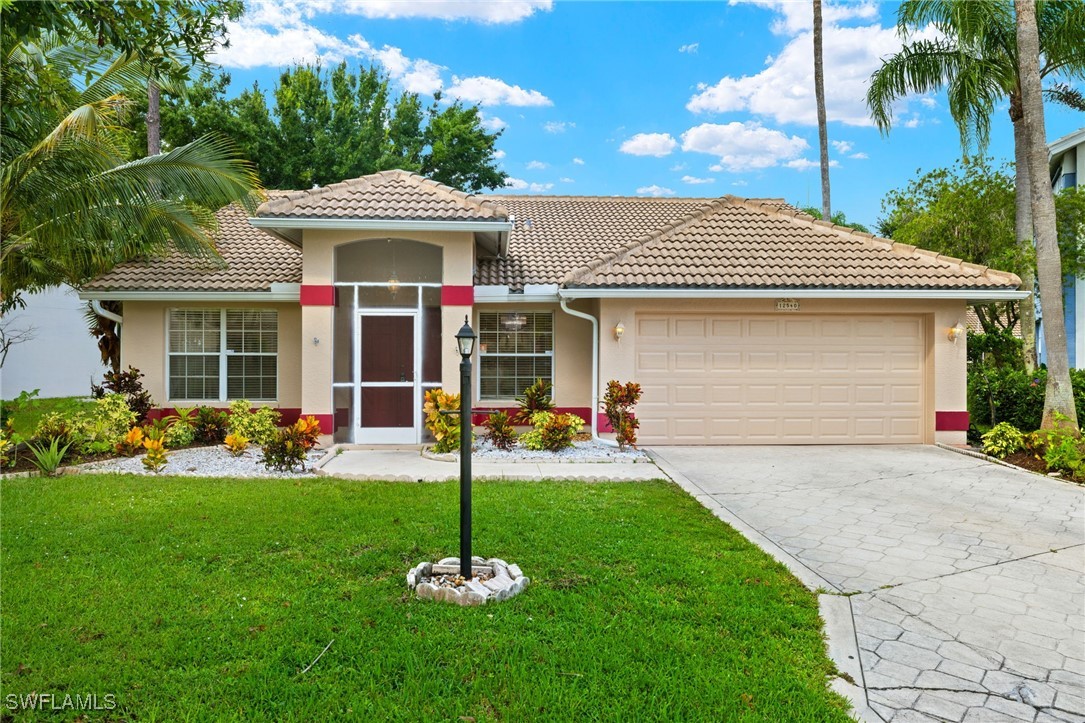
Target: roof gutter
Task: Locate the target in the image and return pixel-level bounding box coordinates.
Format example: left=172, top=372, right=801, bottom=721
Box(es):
left=91, top=299, right=123, bottom=325
left=249, top=217, right=514, bottom=233
left=558, top=287, right=1029, bottom=302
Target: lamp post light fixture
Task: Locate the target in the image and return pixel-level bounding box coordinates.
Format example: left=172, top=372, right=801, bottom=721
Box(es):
left=455, top=317, right=477, bottom=579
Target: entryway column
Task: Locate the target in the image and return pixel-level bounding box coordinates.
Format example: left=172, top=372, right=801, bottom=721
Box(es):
left=300, top=285, right=336, bottom=437
left=440, top=285, right=473, bottom=395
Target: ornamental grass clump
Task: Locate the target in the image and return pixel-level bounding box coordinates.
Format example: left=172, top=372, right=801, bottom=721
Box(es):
left=602, top=380, right=643, bottom=451
left=27, top=438, right=71, bottom=476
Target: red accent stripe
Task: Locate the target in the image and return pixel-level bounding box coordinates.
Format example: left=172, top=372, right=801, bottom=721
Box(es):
left=935, top=411, right=970, bottom=431
left=304, top=413, right=334, bottom=433
left=441, top=285, right=474, bottom=305
left=300, top=285, right=336, bottom=306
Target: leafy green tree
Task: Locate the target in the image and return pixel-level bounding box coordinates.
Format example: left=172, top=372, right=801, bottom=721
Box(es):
left=158, top=65, right=507, bottom=192
left=866, top=0, right=1085, bottom=371
left=0, top=34, right=260, bottom=311
left=799, top=206, right=870, bottom=233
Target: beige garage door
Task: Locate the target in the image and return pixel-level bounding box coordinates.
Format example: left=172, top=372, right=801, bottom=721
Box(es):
left=635, top=315, right=926, bottom=444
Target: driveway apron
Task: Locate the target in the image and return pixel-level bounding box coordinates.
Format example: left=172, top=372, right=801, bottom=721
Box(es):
left=651, top=445, right=1084, bottom=722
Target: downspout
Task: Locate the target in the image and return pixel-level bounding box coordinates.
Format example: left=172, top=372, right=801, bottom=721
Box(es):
left=91, top=299, right=123, bottom=325
left=558, top=296, right=618, bottom=447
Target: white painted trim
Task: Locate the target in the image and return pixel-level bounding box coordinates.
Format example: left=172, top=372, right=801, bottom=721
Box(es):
left=557, top=287, right=1029, bottom=301
left=474, top=284, right=561, bottom=304
left=249, top=217, right=514, bottom=233
left=79, top=289, right=300, bottom=302
left=1077, top=276, right=1084, bottom=368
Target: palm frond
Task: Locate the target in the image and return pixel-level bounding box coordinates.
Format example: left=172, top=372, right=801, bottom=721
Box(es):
left=1043, top=82, right=1085, bottom=111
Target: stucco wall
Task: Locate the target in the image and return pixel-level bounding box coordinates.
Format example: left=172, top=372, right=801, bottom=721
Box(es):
left=120, top=300, right=302, bottom=409
left=596, top=297, right=968, bottom=445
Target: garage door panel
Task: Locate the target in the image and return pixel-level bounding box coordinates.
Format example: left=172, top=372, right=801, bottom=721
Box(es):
left=635, top=314, right=926, bottom=445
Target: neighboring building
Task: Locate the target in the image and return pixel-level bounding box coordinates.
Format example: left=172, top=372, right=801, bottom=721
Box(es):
left=80, top=170, right=1023, bottom=446
left=1, top=285, right=104, bottom=399
left=1046, top=128, right=1085, bottom=367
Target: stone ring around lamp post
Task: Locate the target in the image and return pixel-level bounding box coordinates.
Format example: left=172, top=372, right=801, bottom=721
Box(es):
left=407, top=557, right=530, bottom=606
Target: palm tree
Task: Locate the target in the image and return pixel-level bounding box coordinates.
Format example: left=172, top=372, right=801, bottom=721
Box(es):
left=866, top=0, right=1085, bottom=372
left=1014, top=0, right=1077, bottom=428
left=0, top=34, right=262, bottom=311
left=813, top=0, right=832, bottom=221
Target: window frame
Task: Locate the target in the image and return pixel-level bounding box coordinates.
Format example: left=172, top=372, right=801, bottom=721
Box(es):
left=476, top=310, right=555, bottom=401
left=166, top=308, right=279, bottom=403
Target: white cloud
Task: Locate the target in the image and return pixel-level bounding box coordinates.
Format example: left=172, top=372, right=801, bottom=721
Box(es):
left=850, top=151, right=869, bottom=159
left=732, top=180, right=749, bottom=187
left=480, top=114, right=507, bottom=132
left=505, top=177, right=554, bottom=192
left=493, top=149, right=507, bottom=160
left=543, top=121, right=574, bottom=133
left=374, top=45, right=410, bottom=76
left=681, top=175, right=716, bottom=185
left=920, top=96, right=938, bottom=109
left=687, top=18, right=939, bottom=126
left=784, top=158, right=840, bottom=171
left=526, top=160, right=548, bottom=170
left=830, top=140, right=853, bottom=154
left=679, top=42, right=699, bottom=53
left=401, top=59, right=445, bottom=94
left=636, top=185, right=676, bottom=197
left=447, top=76, right=552, bottom=106
left=560, top=177, right=575, bottom=183
left=681, top=121, right=808, bottom=172
left=619, top=132, right=678, bottom=157
left=343, top=0, right=553, bottom=23
left=670, top=163, right=688, bottom=171
left=729, top=0, right=879, bottom=35
left=572, top=157, right=585, bottom=165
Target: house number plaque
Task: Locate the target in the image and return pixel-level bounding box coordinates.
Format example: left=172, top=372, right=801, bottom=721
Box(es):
left=776, top=298, right=800, bottom=312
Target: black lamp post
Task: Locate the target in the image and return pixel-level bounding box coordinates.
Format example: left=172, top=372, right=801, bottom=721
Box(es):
left=454, top=317, right=476, bottom=579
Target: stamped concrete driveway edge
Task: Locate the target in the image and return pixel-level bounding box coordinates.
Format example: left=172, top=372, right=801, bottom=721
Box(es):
left=648, top=450, right=883, bottom=722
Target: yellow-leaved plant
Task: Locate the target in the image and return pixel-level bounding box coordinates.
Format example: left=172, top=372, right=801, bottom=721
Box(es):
left=423, top=389, right=463, bottom=453
left=141, top=437, right=168, bottom=474
left=224, top=433, right=249, bottom=457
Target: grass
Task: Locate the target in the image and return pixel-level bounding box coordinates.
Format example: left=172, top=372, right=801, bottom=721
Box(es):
left=1, top=474, right=850, bottom=721
left=0, top=395, right=96, bottom=438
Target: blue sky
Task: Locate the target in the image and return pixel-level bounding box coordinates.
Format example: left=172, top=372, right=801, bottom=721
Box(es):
left=211, top=0, right=1084, bottom=230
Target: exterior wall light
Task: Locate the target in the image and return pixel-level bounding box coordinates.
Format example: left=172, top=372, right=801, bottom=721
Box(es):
left=614, top=322, right=625, bottom=341
left=948, top=321, right=966, bottom=343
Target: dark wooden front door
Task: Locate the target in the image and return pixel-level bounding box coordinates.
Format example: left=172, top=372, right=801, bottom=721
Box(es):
left=359, top=315, right=414, bottom=429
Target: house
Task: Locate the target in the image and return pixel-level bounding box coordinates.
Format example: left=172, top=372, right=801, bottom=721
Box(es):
left=1041, top=127, right=1084, bottom=367
left=79, top=170, right=1024, bottom=446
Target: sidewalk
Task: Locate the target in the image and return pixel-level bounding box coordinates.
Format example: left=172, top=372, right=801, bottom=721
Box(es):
left=317, top=448, right=666, bottom=482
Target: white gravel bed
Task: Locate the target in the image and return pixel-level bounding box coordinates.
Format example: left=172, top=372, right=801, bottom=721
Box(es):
left=77, top=445, right=325, bottom=478
left=446, top=438, right=648, bottom=463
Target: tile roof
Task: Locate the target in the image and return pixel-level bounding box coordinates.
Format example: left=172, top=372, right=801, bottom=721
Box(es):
left=561, top=196, right=1021, bottom=290
left=256, top=169, right=508, bottom=221
left=83, top=196, right=300, bottom=292
left=477, top=196, right=718, bottom=289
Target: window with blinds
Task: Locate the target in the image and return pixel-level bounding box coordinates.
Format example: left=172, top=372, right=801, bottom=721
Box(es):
left=168, top=309, right=277, bottom=401
left=478, top=312, right=553, bottom=399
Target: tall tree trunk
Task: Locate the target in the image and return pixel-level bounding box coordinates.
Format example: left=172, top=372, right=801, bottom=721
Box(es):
left=813, top=0, right=831, bottom=220
left=1009, top=96, right=1037, bottom=372
left=1014, top=0, right=1077, bottom=429
left=147, top=78, right=161, bottom=156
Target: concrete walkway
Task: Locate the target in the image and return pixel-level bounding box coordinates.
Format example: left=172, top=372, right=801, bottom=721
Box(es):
left=652, top=445, right=1084, bottom=723
left=317, top=448, right=665, bottom=482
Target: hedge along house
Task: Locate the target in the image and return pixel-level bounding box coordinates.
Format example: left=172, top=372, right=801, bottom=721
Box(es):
left=80, top=170, right=1025, bottom=446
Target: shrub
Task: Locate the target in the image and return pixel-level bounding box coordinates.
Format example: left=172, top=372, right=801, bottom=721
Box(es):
left=261, top=417, right=322, bottom=473
left=34, top=412, right=80, bottom=447
left=967, top=329, right=1024, bottom=369
left=520, top=411, right=585, bottom=452
left=72, top=393, right=139, bottom=455
left=1044, top=436, right=1085, bottom=478
left=27, top=438, right=71, bottom=476
left=194, top=407, right=229, bottom=444
left=482, top=410, right=517, bottom=450
left=141, top=437, right=168, bottom=474
left=164, top=407, right=197, bottom=448
left=513, top=378, right=554, bottom=425
left=602, top=380, right=642, bottom=450
left=980, top=422, right=1024, bottom=459
left=92, top=366, right=154, bottom=422
left=968, top=366, right=1085, bottom=431
left=423, top=389, right=462, bottom=453
left=226, top=400, right=281, bottom=445
left=0, top=434, right=15, bottom=468
left=224, top=433, right=249, bottom=456
left=115, top=427, right=145, bottom=457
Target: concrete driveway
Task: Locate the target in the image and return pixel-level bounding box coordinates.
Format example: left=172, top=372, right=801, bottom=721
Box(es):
left=651, top=445, right=1084, bottom=723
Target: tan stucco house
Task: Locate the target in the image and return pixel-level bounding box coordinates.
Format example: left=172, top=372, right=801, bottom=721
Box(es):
left=80, top=170, right=1025, bottom=446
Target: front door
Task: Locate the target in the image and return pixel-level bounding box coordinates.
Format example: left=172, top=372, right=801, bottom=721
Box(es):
left=357, top=312, right=418, bottom=444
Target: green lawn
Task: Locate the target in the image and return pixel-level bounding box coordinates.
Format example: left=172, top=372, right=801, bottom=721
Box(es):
left=1, top=474, right=849, bottom=721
